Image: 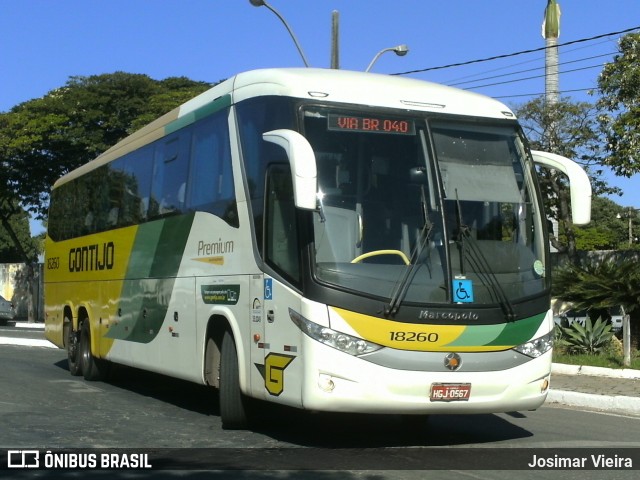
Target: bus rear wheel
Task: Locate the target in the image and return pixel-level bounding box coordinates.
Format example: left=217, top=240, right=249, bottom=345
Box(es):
left=79, top=319, right=109, bottom=381
left=219, top=329, right=250, bottom=430
left=65, top=317, right=81, bottom=376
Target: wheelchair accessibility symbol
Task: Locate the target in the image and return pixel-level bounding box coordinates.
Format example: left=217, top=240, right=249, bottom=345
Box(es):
left=264, top=278, right=273, bottom=300
left=453, top=279, right=474, bottom=303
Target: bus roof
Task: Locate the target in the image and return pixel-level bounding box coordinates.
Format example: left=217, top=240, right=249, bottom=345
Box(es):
left=231, top=68, right=514, bottom=118
left=53, top=68, right=516, bottom=188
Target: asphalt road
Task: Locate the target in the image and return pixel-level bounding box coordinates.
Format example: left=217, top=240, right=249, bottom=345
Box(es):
left=2, top=329, right=640, bottom=479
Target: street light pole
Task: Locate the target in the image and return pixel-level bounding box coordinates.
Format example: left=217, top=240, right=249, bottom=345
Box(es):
left=365, top=44, right=409, bottom=72
left=623, top=306, right=631, bottom=367
left=618, top=207, right=639, bottom=246
left=249, top=0, right=311, bottom=67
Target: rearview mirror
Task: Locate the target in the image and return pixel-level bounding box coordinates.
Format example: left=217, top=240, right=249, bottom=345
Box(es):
left=531, top=150, right=592, bottom=225
left=409, top=166, right=429, bottom=185
left=262, top=129, right=318, bottom=210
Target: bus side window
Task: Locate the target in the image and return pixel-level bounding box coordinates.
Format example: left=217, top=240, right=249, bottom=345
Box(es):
left=236, top=96, right=297, bottom=249
left=188, top=110, right=238, bottom=226
left=151, top=134, right=190, bottom=218
left=87, top=166, right=111, bottom=234
left=121, top=146, right=153, bottom=226
left=264, top=165, right=300, bottom=284
left=107, top=159, right=125, bottom=228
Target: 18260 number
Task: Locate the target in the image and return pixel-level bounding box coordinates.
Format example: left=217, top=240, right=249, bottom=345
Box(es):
left=47, top=256, right=60, bottom=270
left=389, top=331, right=439, bottom=342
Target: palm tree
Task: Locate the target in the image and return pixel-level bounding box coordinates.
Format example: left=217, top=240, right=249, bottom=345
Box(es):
left=543, top=0, right=561, bottom=106
left=552, top=254, right=640, bottom=362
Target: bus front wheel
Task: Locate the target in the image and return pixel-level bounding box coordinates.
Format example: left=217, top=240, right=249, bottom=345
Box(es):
left=219, top=329, right=250, bottom=430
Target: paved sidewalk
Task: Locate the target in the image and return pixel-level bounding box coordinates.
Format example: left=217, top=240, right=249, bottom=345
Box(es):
left=548, top=364, right=640, bottom=416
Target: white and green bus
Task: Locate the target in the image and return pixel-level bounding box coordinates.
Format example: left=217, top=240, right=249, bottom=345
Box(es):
left=45, top=68, right=591, bottom=429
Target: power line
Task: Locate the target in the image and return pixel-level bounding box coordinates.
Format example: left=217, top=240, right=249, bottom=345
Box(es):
left=448, top=52, right=614, bottom=88
left=442, top=37, right=614, bottom=85
left=494, top=87, right=594, bottom=100
left=463, top=63, right=604, bottom=91
left=391, top=26, right=640, bottom=76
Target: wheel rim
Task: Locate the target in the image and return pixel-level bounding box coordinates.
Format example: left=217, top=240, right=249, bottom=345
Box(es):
left=67, top=326, right=79, bottom=361
left=80, top=324, right=90, bottom=369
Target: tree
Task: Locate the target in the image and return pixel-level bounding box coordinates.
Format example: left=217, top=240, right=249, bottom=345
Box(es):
left=0, top=200, right=38, bottom=263
left=552, top=254, right=640, bottom=354
left=514, top=97, right=617, bottom=259
left=597, top=32, right=640, bottom=177
left=542, top=0, right=561, bottom=106
left=574, top=196, right=636, bottom=251
left=0, top=72, right=212, bottom=260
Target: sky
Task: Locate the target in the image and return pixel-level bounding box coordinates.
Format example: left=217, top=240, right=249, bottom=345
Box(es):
left=1, top=0, right=639, bottom=234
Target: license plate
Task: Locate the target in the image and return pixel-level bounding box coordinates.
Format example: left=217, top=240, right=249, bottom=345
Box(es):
left=430, top=383, right=471, bottom=402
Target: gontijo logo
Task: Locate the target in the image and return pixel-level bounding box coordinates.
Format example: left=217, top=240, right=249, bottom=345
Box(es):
left=68, top=242, right=115, bottom=272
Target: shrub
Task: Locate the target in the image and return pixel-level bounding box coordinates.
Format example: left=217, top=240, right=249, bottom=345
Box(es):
left=559, top=316, right=613, bottom=355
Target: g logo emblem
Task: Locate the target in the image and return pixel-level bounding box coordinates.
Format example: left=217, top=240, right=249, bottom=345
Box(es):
left=263, top=353, right=295, bottom=396
left=444, top=353, right=462, bottom=371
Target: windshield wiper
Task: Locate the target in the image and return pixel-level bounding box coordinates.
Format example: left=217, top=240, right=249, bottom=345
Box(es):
left=454, top=192, right=516, bottom=321
left=384, top=188, right=433, bottom=317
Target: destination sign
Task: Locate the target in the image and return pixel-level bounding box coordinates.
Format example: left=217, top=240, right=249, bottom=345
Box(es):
left=328, top=114, right=415, bottom=135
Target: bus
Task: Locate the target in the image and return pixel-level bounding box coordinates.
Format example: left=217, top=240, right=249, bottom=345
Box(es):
left=44, top=68, right=591, bottom=429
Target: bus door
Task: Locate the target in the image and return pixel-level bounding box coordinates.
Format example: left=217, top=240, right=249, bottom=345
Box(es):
left=251, top=275, right=302, bottom=406
left=249, top=274, right=267, bottom=397
left=249, top=164, right=304, bottom=405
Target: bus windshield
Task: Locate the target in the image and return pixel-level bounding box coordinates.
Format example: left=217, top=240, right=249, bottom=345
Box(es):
left=303, top=107, right=547, bottom=309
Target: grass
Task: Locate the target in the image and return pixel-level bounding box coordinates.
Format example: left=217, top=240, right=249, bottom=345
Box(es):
left=553, top=340, right=640, bottom=370
left=553, top=351, right=640, bottom=369
left=552, top=323, right=640, bottom=369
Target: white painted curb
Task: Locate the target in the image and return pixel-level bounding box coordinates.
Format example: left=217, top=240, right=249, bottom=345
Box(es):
left=547, top=389, right=640, bottom=417
left=0, top=337, right=58, bottom=348
left=552, top=362, right=640, bottom=380
left=13, top=322, right=45, bottom=329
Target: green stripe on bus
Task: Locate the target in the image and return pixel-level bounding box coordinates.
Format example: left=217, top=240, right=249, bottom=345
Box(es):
left=107, top=213, right=196, bottom=343
left=445, top=312, right=546, bottom=348
left=486, top=313, right=546, bottom=347
left=148, top=213, right=195, bottom=278
left=165, top=94, right=232, bottom=134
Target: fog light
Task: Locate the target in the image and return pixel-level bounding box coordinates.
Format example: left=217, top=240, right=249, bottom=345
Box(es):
left=541, top=377, right=550, bottom=393
left=318, top=374, right=335, bottom=392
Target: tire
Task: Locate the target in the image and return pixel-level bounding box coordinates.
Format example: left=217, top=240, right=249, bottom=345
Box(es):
left=219, top=329, right=249, bottom=430
left=79, top=319, right=109, bottom=381
left=66, top=318, right=82, bottom=377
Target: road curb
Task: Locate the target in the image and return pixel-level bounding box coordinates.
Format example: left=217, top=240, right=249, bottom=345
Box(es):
left=547, top=389, right=640, bottom=416
left=0, top=336, right=57, bottom=348
left=13, top=321, right=45, bottom=330
left=552, top=362, right=640, bottom=380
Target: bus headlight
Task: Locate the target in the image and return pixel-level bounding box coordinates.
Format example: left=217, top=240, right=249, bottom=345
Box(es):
left=513, top=331, right=554, bottom=358
left=289, top=308, right=383, bottom=356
